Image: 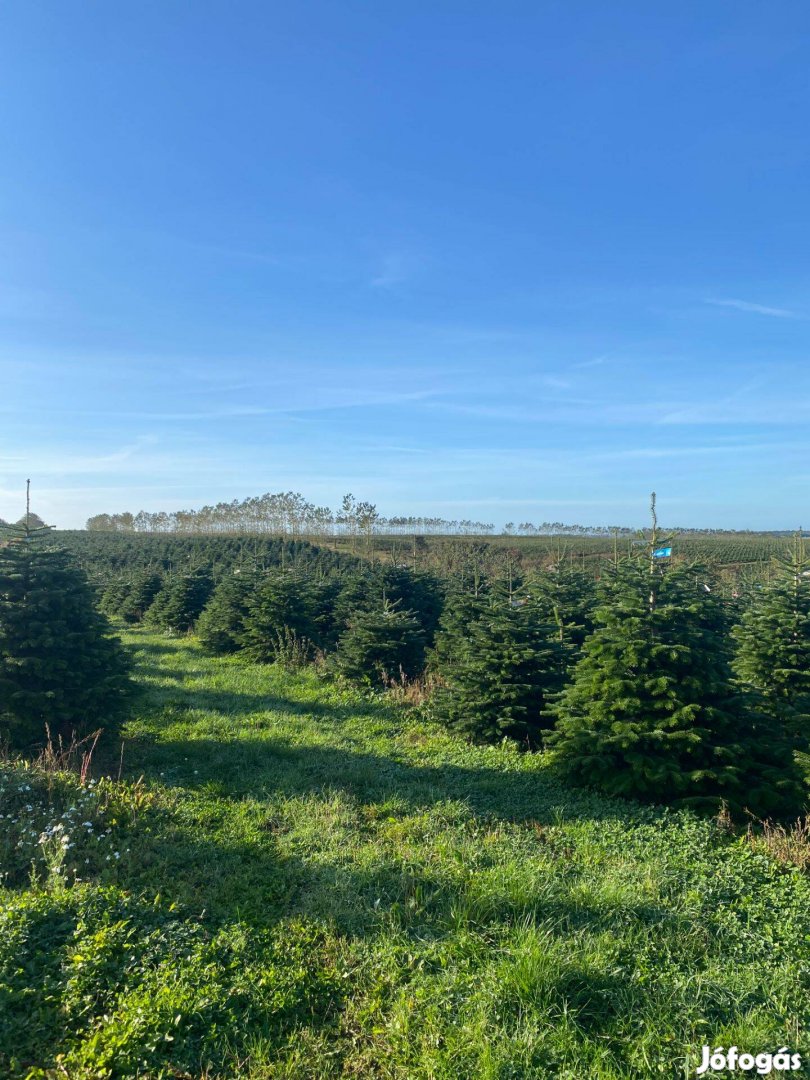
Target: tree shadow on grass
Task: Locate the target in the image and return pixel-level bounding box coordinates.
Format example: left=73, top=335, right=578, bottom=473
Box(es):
left=131, top=674, right=346, bottom=719
left=116, top=636, right=646, bottom=827
left=38, top=783, right=742, bottom=1074
left=51, top=765, right=680, bottom=952
left=120, top=728, right=641, bottom=829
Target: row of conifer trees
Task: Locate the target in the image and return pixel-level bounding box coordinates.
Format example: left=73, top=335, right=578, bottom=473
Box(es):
left=434, top=540, right=810, bottom=817
left=96, top=527, right=810, bottom=817
left=147, top=539, right=809, bottom=818
left=3, top=513, right=809, bottom=819
left=99, top=561, right=445, bottom=683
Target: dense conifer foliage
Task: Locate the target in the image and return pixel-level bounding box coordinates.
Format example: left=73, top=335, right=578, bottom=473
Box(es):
left=433, top=588, right=567, bottom=745
left=101, top=569, right=164, bottom=625
left=335, top=600, right=426, bottom=687
left=732, top=537, right=810, bottom=803
left=526, top=565, right=597, bottom=651
left=733, top=536, right=810, bottom=728
left=196, top=570, right=260, bottom=654
left=240, top=571, right=320, bottom=664
left=0, top=521, right=131, bottom=748
left=50, top=531, right=354, bottom=613
left=428, top=586, right=490, bottom=675
left=146, top=569, right=214, bottom=633
left=546, top=557, right=774, bottom=811
left=15, top=518, right=810, bottom=818
left=377, top=567, right=446, bottom=646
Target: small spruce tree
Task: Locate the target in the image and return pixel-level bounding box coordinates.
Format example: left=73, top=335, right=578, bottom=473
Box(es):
left=118, top=570, right=164, bottom=625
left=546, top=552, right=757, bottom=810
left=99, top=576, right=133, bottom=620
left=733, top=534, right=810, bottom=805
left=428, top=585, right=490, bottom=677
left=733, top=533, right=810, bottom=728
left=546, top=495, right=781, bottom=812
left=106, top=565, right=166, bottom=626
left=307, top=575, right=345, bottom=654
left=0, top=512, right=131, bottom=748
left=527, top=565, right=596, bottom=648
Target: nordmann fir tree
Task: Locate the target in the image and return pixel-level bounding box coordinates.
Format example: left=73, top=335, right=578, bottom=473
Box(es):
left=335, top=597, right=425, bottom=688
left=146, top=568, right=214, bottom=633
left=196, top=568, right=260, bottom=654
left=733, top=532, right=810, bottom=727
left=101, top=569, right=164, bottom=625
left=546, top=495, right=763, bottom=812
left=432, top=584, right=567, bottom=746
left=240, top=570, right=319, bottom=664
left=525, top=563, right=597, bottom=675
left=117, top=569, right=164, bottom=625
left=733, top=532, right=810, bottom=799
left=0, top=489, right=131, bottom=749
left=428, top=584, right=490, bottom=678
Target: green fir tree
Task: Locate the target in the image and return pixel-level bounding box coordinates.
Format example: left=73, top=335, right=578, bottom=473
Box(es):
left=118, top=570, right=164, bottom=624
left=733, top=534, right=810, bottom=804
left=146, top=569, right=213, bottom=633
left=433, top=587, right=566, bottom=746
left=546, top=553, right=762, bottom=811
left=240, top=571, right=318, bottom=664
left=428, top=585, right=490, bottom=677
left=527, top=565, right=596, bottom=650
left=196, top=569, right=258, bottom=654
left=544, top=493, right=792, bottom=812
left=733, top=534, right=810, bottom=727
left=0, top=512, right=131, bottom=748
left=335, top=599, right=425, bottom=687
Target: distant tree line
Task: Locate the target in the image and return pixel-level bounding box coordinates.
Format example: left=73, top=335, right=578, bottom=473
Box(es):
left=84, top=491, right=793, bottom=540
left=86, top=492, right=496, bottom=539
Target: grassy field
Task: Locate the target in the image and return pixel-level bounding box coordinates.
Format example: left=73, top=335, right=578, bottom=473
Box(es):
left=2, top=630, right=810, bottom=1078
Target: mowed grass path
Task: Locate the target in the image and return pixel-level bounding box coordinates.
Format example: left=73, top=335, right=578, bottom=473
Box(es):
left=2, top=629, right=810, bottom=1078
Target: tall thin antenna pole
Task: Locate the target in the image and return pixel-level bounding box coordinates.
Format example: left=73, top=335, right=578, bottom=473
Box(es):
left=649, top=492, right=657, bottom=612
left=26, top=479, right=31, bottom=533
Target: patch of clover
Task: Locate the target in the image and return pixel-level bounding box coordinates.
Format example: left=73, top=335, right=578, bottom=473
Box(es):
left=0, top=766, right=133, bottom=890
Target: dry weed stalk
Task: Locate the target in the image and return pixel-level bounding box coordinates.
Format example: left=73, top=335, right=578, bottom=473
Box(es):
left=746, top=815, right=810, bottom=872
left=35, top=725, right=103, bottom=787
left=382, top=668, right=440, bottom=706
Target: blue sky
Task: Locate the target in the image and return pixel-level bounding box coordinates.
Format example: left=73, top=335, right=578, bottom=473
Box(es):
left=1, top=2, right=809, bottom=529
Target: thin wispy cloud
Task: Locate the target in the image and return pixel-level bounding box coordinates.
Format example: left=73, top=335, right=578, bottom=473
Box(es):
left=608, top=440, right=808, bottom=460
left=705, top=297, right=798, bottom=318
left=0, top=437, right=175, bottom=479
left=540, top=375, right=572, bottom=390
left=130, top=406, right=276, bottom=422
left=120, top=387, right=448, bottom=423
left=655, top=374, right=810, bottom=425
left=572, top=355, right=609, bottom=369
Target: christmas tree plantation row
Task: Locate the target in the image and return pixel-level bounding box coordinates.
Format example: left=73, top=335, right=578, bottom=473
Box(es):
left=2, top=523, right=809, bottom=819
left=89, top=532, right=810, bottom=820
